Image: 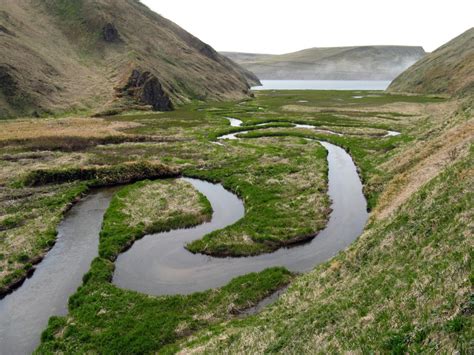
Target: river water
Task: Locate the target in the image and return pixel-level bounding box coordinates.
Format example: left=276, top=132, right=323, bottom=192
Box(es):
left=113, top=141, right=368, bottom=295
left=0, top=189, right=118, bottom=355
left=0, top=119, right=374, bottom=354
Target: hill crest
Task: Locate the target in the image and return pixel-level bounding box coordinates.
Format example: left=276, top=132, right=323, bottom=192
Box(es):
left=0, top=0, right=259, bottom=118
left=222, top=45, right=426, bottom=81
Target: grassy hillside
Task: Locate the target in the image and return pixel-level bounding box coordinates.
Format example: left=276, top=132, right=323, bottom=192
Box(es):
left=179, top=138, right=472, bottom=353
left=222, top=46, right=425, bottom=80
left=0, top=0, right=259, bottom=118
left=388, top=28, right=474, bottom=96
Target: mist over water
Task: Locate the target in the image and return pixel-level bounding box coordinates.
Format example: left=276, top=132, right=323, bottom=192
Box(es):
left=252, top=80, right=391, bottom=90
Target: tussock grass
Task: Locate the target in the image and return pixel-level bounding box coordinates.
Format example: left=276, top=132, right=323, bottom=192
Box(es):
left=18, top=161, right=179, bottom=187
left=99, top=179, right=212, bottom=260
left=0, top=117, right=140, bottom=141
left=0, top=89, right=467, bottom=353
left=0, top=135, right=173, bottom=152
left=38, top=266, right=292, bottom=354
left=0, top=183, right=88, bottom=295
left=177, top=143, right=473, bottom=354
left=185, top=136, right=330, bottom=256
left=0, top=162, right=178, bottom=291
left=37, top=179, right=293, bottom=354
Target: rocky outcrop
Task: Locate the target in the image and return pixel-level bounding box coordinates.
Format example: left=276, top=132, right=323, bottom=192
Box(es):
left=0, top=65, right=18, bottom=99
left=0, top=25, right=15, bottom=36
left=102, top=23, right=119, bottom=42
left=0, top=0, right=257, bottom=118
left=120, top=69, right=172, bottom=111
left=197, top=43, right=220, bottom=61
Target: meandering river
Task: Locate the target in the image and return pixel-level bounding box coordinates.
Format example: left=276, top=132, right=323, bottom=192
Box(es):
left=113, top=141, right=367, bottom=295
left=0, top=116, right=399, bottom=353
left=0, top=188, right=118, bottom=355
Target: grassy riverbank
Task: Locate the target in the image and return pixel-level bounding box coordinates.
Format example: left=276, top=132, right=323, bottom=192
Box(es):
left=1, top=89, right=469, bottom=353
left=185, top=137, right=330, bottom=256
left=177, top=146, right=473, bottom=353
left=0, top=90, right=450, bottom=292
left=0, top=182, right=88, bottom=295
left=99, top=179, right=212, bottom=260
left=0, top=162, right=178, bottom=295
left=36, top=179, right=293, bottom=353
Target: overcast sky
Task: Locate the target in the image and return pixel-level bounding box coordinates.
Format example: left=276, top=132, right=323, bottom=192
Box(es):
left=141, top=0, right=472, bottom=54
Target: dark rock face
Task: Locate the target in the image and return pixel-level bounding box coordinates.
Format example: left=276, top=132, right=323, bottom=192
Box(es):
left=0, top=25, right=14, bottom=36
left=198, top=43, right=219, bottom=61
left=102, top=23, right=120, bottom=42
left=0, top=65, right=18, bottom=97
left=122, top=70, right=172, bottom=111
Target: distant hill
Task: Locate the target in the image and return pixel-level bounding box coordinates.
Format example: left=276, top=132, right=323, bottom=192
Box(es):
left=222, top=46, right=426, bottom=81
left=0, top=0, right=260, bottom=118
left=388, top=28, right=474, bottom=96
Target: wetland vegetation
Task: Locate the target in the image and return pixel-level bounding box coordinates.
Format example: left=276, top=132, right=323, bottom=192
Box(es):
left=1, top=1, right=472, bottom=352
left=0, top=89, right=471, bottom=353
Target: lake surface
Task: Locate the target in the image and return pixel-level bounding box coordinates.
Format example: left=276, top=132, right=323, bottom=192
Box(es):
left=251, top=80, right=391, bottom=91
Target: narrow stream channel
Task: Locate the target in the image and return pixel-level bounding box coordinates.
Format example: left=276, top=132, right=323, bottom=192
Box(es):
left=0, top=189, right=118, bottom=355
left=0, top=115, right=386, bottom=353
left=112, top=140, right=368, bottom=295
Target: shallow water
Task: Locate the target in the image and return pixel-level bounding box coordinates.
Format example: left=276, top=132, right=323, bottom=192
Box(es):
left=0, top=188, right=117, bottom=355
left=0, top=118, right=373, bottom=353
left=225, top=117, right=243, bottom=127
left=217, top=130, right=250, bottom=140
left=251, top=80, right=391, bottom=90
left=385, top=130, right=401, bottom=137
left=237, top=121, right=343, bottom=137
left=113, top=141, right=368, bottom=296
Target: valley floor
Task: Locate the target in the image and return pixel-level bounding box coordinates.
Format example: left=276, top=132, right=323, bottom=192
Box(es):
left=0, top=90, right=471, bottom=353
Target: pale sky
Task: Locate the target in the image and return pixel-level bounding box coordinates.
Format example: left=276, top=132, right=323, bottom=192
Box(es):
left=141, top=0, right=473, bottom=54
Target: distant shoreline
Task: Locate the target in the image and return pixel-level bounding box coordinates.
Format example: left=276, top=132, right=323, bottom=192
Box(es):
left=251, top=80, right=391, bottom=90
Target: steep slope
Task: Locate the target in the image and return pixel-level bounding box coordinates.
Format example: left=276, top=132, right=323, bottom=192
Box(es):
left=174, top=94, right=473, bottom=354
left=172, top=34, right=474, bottom=354
left=0, top=0, right=259, bottom=118
left=388, top=28, right=474, bottom=96
left=222, top=46, right=425, bottom=80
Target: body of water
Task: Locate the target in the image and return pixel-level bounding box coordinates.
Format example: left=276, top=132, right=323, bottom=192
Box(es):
left=0, top=188, right=118, bottom=354
left=113, top=141, right=368, bottom=296
left=2, top=116, right=401, bottom=353
left=251, top=80, right=391, bottom=91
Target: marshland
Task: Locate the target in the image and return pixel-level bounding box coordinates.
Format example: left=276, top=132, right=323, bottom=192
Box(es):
left=0, top=0, right=472, bottom=354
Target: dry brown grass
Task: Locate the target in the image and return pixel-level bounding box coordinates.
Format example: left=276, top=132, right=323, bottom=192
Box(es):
left=121, top=179, right=210, bottom=230
left=0, top=0, right=254, bottom=118
left=0, top=152, right=88, bottom=184
left=374, top=111, right=473, bottom=220
left=0, top=183, right=85, bottom=285
left=0, top=117, right=140, bottom=141
left=281, top=101, right=449, bottom=115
